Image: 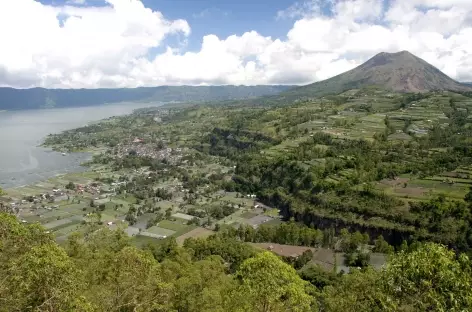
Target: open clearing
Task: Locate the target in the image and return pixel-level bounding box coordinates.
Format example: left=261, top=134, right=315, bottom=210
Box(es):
left=172, top=212, right=195, bottom=220
left=158, top=220, right=189, bottom=232
left=43, top=218, right=74, bottom=229
left=145, top=225, right=176, bottom=237
left=176, top=227, right=214, bottom=245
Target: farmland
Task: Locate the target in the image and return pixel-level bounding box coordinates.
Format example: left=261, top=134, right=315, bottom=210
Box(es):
left=2, top=87, right=472, bottom=256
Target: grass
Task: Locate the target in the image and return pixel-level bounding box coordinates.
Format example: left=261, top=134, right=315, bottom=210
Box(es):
left=43, top=218, right=74, bottom=229
left=176, top=227, right=214, bottom=245
left=99, top=213, right=116, bottom=223
left=50, top=220, right=82, bottom=232
left=374, top=172, right=471, bottom=202
left=145, top=226, right=176, bottom=236
left=241, top=211, right=258, bottom=219
left=172, top=225, right=198, bottom=238
left=216, top=209, right=246, bottom=226
left=156, top=200, right=173, bottom=210
left=53, top=223, right=82, bottom=237
left=263, top=218, right=283, bottom=226
left=264, top=209, right=281, bottom=217
left=158, top=219, right=190, bottom=232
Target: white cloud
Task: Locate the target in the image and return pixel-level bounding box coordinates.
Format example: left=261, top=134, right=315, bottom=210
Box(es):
left=192, top=8, right=229, bottom=19
left=0, top=0, right=189, bottom=88
left=1, top=0, right=472, bottom=88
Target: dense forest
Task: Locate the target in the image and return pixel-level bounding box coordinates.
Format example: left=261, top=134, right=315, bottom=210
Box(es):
left=2, top=213, right=472, bottom=312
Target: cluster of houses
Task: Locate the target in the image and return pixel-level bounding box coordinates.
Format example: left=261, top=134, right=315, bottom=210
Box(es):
left=75, top=183, right=104, bottom=195
left=114, top=139, right=184, bottom=164
left=20, top=189, right=68, bottom=206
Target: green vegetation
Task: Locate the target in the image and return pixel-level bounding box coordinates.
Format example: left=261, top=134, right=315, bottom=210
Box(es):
left=34, top=86, right=472, bottom=255
left=0, top=85, right=292, bottom=110
left=3, top=58, right=472, bottom=310
left=2, top=213, right=472, bottom=311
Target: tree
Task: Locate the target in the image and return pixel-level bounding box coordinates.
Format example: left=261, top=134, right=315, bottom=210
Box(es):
left=465, top=187, right=472, bottom=204
left=165, top=208, right=172, bottom=219
left=65, top=181, right=75, bottom=190
left=299, top=264, right=339, bottom=289
left=234, top=251, right=314, bottom=312
left=323, top=243, right=472, bottom=312
left=172, top=256, right=234, bottom=312
left=0, top=213, right=87, bottom=311
left=344, top=250, right=370, bottom=268
left=322, top=268, right=392, bottom=312
left=294, top=249, right=314, bottom=269
left=84, top=246, right=172, bottom=311
left=373, top=235, right=394, bottom=254
left=2, top=243, right=83, bottom=311
left=383, top=243, right=472, bottom=311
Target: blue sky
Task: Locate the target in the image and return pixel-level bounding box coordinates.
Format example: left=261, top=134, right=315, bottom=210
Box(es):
left=41, top=0, right=300, bottom=52
left=2, top=0, right=472, bottom=88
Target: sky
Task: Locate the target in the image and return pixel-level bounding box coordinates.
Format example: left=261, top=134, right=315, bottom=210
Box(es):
left=1, top=0, right=472, bottom=88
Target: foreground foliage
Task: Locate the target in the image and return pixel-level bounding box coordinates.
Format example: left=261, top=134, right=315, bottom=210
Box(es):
left=1, top=214, right=472, bottom=311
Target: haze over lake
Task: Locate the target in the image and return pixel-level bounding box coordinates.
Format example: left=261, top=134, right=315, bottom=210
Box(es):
left=0, top=102, right=159, bottom=189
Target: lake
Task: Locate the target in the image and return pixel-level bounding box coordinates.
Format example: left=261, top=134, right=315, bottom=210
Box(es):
left=0, top=102, right=160, bottom=189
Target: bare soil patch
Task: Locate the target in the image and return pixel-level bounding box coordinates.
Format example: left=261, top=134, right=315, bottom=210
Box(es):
left=176, top=227, right=214, bottom=245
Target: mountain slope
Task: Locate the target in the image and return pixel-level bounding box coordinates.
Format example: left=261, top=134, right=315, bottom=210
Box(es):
left=281, top=51, right=472, bottom=99
left=0, top=85, right=293, bottom=110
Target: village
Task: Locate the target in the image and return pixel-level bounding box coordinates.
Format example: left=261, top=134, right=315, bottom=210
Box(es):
left=0, top=162, right=388, bottom=274
left=112, top=137, right=185, bottom=164
left=0, top=103, right=398, bottom=274
left=0, top=155, right=284, bottom=245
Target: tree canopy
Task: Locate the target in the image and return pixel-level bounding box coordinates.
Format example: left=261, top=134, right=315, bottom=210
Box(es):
left=1, top=214, right=472, bottom=311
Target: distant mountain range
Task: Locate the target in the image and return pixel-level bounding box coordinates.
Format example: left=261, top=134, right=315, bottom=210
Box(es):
left=278, top=51, right=471, bottom=100
left=2, top=51, right=470, bottom=111
left=0, top=85, right=293, bottom=110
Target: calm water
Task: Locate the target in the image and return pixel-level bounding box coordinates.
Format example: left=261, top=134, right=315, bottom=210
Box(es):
left=0, top=102, right=159, bottom=188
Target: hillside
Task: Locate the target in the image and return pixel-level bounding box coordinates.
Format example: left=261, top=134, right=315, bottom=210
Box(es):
left=279, top=51, right=472, bottom=100
left=3, top=82, right=472, bottom=311
left=38, top=86, right=472, bottom=251
left=0, top=85, right=293, bottom=110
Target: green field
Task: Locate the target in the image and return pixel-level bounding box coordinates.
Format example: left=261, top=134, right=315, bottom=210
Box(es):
left=158, top=220, right=189, bottom=232
left=145, top=225, right=176, bottom=236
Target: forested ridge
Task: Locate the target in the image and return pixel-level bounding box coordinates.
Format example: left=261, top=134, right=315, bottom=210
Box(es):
left=0, top=85, right=291, bottom=110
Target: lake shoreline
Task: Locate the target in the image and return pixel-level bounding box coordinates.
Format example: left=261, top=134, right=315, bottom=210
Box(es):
left=0, top=102, right=160, bottom=189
